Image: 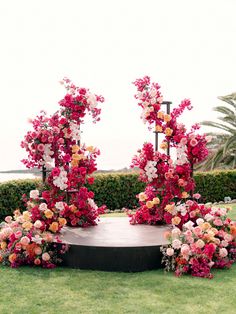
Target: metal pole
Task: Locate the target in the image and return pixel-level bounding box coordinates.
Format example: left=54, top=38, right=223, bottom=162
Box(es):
left=42, top=165, right=47, bottom=183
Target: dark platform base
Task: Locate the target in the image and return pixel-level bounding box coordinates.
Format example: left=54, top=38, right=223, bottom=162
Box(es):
left=57, top=217, right=170, bottom=272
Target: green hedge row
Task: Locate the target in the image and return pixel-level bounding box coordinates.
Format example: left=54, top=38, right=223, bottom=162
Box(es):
left=0, top=170, right=235, bottom=218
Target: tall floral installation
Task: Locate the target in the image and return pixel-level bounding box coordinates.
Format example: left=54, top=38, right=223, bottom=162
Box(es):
left=0, top=78, right=106, bottom=268
left=131, top=76, right=236, bottom=278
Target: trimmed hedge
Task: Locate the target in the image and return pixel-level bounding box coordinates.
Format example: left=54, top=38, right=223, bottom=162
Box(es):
left=0, top=179, right=41, bottom=219
left=194, top=170, right=236, bottom=203
left=0, top=170, right=235, bottom=218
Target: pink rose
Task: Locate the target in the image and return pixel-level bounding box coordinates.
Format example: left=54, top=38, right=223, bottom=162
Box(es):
left=15, top=230, right=23, bottom=239
left=42, top=252, right=51, bottom=261
left=181, top=244, right=190, bottom=256
left=5, top=216, right=12, bottom=223
left=190, top=138, right=198, bottom=147
left=172, top=239, right=182, bottom=249
left=193, top=193, right=201, bottom=200
left=20, top=236, right=30, bottom=246
left=166, top=248, right=174, bottom=256
left=34, top=220, right=43, bottom=228
left=193, top=226, right=202, bottom=237
left=219, top=248, right=228, bottom=258
left=213, top=218, right=223, bottom=226
left=37, top=143, right=45, bottom=152
left=34, top=247, right=42, bottom=255
left=224, top=234, right=233, bottom=242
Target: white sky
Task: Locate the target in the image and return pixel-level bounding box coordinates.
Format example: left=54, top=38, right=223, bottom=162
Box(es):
left=0, top=0, right=235, bottom=171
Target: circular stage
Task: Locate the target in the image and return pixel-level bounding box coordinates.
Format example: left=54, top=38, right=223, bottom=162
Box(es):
left=57, top=217, right=170, bottom=272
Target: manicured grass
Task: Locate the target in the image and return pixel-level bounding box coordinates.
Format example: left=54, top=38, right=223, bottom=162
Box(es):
left=0, top=204, right=235, bottom=314
left=0, top=264, right=236, bottom=314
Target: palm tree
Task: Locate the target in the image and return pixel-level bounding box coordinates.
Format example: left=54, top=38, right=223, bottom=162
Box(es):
left=201, top=93, right=236, bottom=170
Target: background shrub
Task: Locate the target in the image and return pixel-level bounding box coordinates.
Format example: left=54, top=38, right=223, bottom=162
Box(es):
left=0, top=179, right=41, bottom=219
left=0, top=170, right=235, bottom=218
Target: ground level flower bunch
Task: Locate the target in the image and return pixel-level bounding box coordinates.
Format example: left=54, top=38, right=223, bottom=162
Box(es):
left=0, top=205, right=68, bottom=268
left=161, top=205, right=236, bottom=278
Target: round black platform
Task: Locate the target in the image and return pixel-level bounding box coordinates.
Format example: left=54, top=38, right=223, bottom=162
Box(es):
left=56, top=217, right=170, bottom=272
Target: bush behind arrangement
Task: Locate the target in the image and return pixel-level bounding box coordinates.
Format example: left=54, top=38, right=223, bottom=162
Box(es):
left=0, top=170, right=235, bottom=218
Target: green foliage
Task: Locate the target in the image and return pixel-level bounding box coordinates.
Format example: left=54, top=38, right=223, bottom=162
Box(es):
left=201, top=92, right=236, bottom=170
left=89, top=173, right=145, bottom=210
left=0, top=179, right=41, bottom=219
left=194, top=170, right=236, bottom=203
left=0, top=171, right=236, bottom=217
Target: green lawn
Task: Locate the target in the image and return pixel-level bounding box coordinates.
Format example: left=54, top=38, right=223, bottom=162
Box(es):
left=0, top=204, right=235, bottom=314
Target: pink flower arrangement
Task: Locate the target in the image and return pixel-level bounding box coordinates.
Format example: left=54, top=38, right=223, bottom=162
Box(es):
left=0, top=209, right=68, bottom=268
left=161, top=206, right=236, bottom=278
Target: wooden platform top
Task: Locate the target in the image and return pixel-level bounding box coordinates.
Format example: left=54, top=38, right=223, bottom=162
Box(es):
left=57, top=217, right=170, bottom=247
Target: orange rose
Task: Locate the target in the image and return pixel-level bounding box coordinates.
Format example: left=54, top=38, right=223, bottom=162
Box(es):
left=155, top=125, right=163, bottom=133
left=171, top=216, right=181, bottom=225
left=165, top=127, right=173, bottom=136
left=1, top=242, right=7, bottom=250
left=9, top=253, right=17, bottom=264
left=72, top=145, right=80, bottom=153
left=152, top=197, right=160, bottom=205
left=165, top=204, right=174, bottom=213
left=49, top=222, right=59, bottom=233
left=146, top=201, right=154, bottom=209
left=44, top=209, right=54, bottom=219
left=164, top=114, right=171, bottom=122
left=70, top=205, right=78, bottom=213
left=181, top=192, right=189, bottom=199
left=230, top=226, right=236, bottom=237
left=160, top=142, right=168, bottom=150
left=86, top=146, right=94, bottom=153
left=157, top=111, right=164, bottom=120
left=22, top=221, right=33, bottom=230
left=58, top=218, right=67, bottom=227
left=71, top=159, right=78, bottom=167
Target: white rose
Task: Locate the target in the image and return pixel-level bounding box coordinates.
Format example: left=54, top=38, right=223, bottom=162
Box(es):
left=30, top=190, right=39, bottom=199
left=55, top=202, right=64, bottom=211
left=39, top=203, right=48, bottom=211
left=172, top=239, right=182, bottom=249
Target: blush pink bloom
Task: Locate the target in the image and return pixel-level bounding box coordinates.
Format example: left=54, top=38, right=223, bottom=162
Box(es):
left=34, top=247, right=42, bottom=255
left=193, top=193, right=201, bottom=200
left=15, top=230, right=23, bottom=239
left=42, top=252, right=51, bottom=261
left=224, top=233, right=233, bottom=242
left=20, top=236, right=30, bottom=246
left=219, top=248, right=228, bottom=258
left=34, top=220, right=43, bottom=228
left=172, top=239, right=182, bottom=249
left=5, top=216, right=12, bottom=223
left=213, top=218, right=223, bottom=226
left=193, top=226, right=202, bottom=237
left=166, top=248, right=174, bottom=256
left=181, top=244, right=190, bottom=256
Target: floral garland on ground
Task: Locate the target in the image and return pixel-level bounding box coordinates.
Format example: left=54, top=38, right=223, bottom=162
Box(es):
left=131, top=76, right=236, bottom=278
left=0, top=78, right=106, bottom=268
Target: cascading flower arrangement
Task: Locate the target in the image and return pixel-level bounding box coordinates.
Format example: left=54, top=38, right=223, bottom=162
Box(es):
left=131, top=75, right=210, bottom=227
left=20, top=77, right=106, bottom=227
left=131, top=76, right=236, bottom=278
left=0, top=78, right=106, bottom=268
